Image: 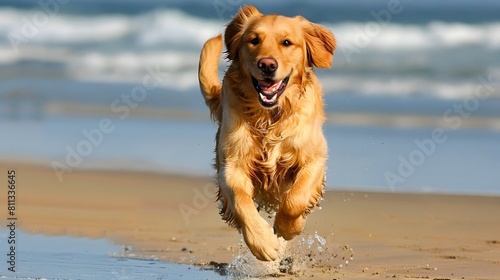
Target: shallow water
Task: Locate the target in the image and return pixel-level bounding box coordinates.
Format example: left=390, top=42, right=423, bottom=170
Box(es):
left=0, top=230, right=223, bottom=280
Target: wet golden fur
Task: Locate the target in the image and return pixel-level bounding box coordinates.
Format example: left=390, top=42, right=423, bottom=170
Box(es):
left=198, top=5, right=335, bottom=261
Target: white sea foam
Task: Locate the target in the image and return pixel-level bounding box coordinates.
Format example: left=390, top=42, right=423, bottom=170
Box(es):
left=0, top=8, right=221, bottom=47
left=136, top=9, right=224, bottom=47
left=330, top=21, right=500, bottom=50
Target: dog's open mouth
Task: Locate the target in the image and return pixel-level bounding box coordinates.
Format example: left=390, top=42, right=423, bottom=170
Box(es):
left=252, top=75, right=290, bottom=107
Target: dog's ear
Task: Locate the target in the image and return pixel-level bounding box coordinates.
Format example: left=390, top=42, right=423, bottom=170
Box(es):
left=224, top=5, right=262, bottom=61
left=297, top=16, right=336, bottom=68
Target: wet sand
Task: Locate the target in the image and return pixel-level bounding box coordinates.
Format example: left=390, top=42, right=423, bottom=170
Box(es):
left=1, top=162, right=499, bottom=279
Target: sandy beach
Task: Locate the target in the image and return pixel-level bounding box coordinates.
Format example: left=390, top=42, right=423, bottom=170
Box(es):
left=0, top=162, right=499, bottom=279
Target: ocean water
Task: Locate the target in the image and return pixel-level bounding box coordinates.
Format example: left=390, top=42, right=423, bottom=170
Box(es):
left=0, top=0, right=499, bottom=195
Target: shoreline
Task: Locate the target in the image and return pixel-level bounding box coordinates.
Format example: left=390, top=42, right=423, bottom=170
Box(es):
left=0, top=162, right=499, bottom=279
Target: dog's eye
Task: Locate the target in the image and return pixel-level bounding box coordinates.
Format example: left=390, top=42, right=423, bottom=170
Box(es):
left=283, top=39, right=292, bottom=46
left=250, top=37, right=259, bottom=45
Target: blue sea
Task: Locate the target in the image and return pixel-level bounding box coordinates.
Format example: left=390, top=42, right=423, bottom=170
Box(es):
left=0, top=0, right=499, bottom=196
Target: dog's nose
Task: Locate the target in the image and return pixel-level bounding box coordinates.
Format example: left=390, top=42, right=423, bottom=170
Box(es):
left=258, top=58, right=278, bottom=75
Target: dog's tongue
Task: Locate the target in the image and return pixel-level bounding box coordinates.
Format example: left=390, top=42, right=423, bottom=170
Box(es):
left=258, top=80, right=282, bottom=94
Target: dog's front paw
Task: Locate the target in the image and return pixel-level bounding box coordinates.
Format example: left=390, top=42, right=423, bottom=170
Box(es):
left=242, top=219, right=280, bottom=261
left=274, top=213, right=305, bottom=240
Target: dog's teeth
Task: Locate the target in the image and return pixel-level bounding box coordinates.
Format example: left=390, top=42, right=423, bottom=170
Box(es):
left=259, top=93, right=277, bottom=103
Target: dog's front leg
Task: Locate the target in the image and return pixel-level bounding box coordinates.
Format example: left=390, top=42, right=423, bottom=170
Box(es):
left=274, top=158, right=326, bottom=240
left=219, top=164, right=280, bottom=261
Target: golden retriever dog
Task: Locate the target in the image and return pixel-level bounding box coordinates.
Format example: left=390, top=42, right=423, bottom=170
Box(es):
left=198, top=5, right=335, bottom=261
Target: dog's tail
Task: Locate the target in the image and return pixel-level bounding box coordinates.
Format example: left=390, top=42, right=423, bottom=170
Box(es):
left=198, top=34, right=223, bottom=122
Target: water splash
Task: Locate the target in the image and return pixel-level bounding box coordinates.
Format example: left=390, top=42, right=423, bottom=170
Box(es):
left=225, top=238, right=290, bottom=277
left=218, top=231, right=355, bottom=277
left=314, top=231, right=327, bottom=252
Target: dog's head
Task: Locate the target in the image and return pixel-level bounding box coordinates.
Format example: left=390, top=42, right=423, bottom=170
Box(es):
left=224, top=5, right=336, bottom=109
